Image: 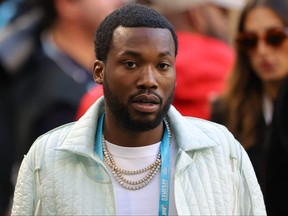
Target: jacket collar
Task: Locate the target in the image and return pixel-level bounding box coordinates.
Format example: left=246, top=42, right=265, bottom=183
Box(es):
left=56, top=97, right=219, bottom=157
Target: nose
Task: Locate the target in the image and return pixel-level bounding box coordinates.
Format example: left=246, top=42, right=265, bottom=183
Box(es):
left=137, top=65, right=158, bottom=90
left=255, top=38, right=270, bottom=55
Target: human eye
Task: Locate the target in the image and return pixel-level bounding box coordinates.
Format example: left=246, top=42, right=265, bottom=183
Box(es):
left=124, top=60, right=137, bottom=69
left=157, top=62, right=171, bottom=70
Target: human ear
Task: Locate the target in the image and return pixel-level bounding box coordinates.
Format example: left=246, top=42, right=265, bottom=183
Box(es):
left=93, top=60, right=105, bottom=84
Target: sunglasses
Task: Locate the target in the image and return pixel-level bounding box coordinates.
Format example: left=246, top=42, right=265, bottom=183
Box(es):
left=236, top=27, right=288, bottom=50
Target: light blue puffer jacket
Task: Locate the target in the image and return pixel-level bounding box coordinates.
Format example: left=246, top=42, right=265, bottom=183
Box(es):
left=11, top=97, right=266, bottom=215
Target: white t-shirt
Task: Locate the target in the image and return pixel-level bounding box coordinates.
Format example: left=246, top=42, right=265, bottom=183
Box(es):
left=105, top=138, right=178, bottom=215
left=262, top=94, right=273, bottom=125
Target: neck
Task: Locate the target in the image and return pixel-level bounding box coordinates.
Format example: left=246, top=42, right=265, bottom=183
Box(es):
left=263, top=80, right=283, bottom=101
left=103, top=114, right=165, bottom=147
left=50, top=21, right=95, bottom=70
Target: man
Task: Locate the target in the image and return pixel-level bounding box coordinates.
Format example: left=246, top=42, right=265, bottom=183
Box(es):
left=11, top=4, right=266, bottom=215
left=0, top=0, right=123, bottom=214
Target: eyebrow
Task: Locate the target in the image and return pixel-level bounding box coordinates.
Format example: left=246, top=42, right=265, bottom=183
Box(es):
left=120, top=50, right=174, bottom=58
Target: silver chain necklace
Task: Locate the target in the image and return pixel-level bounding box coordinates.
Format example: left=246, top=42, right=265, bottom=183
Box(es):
left=102, top=118, right=172, bottom=190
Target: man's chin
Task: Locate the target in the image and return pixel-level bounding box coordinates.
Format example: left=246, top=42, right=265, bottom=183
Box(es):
left=123, top=115, right=163, bottom=132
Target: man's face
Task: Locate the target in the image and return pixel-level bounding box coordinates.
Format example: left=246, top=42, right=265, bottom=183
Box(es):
left=97, top=26, right=176, bottom=131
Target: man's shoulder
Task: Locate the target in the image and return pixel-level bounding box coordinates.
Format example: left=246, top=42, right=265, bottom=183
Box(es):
left=180, top=116, right=240, bottom=153
left=20, top=122, right=76, bottom=171
left=184, top=116, right=230, bottom=135
left=168, top=107, right=236, bottom=147
left=32, top=122, right=75, bottom=150
left=182, top=117, right=243, bottom=166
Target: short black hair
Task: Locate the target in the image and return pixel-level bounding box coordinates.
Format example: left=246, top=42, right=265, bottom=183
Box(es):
left=95, top=3, right=178, bottom=62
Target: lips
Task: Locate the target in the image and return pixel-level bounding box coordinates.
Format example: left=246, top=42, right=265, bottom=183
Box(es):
left=131, top=94, right=161, bottom=113
left=257, top=58, right=275, bottom=72
left=132, top=94, right=160, bottom=104
left=259, top=61, right=274, bottom=72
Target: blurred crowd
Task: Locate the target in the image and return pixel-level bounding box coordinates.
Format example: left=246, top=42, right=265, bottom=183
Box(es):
left=1, top=0, right=288, bottom=215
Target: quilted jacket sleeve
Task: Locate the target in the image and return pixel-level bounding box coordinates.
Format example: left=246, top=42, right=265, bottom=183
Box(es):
left=237, top=143, right=267, bottom=215
left=11, top=143, right=37, bottom=216
left=216, top=123, right=266, bottom=215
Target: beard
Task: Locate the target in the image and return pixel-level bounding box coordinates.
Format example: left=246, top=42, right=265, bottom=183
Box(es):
left=103, top=81, right=174, bottom=132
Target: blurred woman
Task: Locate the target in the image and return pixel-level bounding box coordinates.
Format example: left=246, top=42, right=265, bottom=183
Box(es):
left=211, top=0, right=288, bottom=214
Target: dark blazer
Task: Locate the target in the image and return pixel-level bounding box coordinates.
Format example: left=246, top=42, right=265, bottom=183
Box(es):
left=266, top=78, right=288, bottom=216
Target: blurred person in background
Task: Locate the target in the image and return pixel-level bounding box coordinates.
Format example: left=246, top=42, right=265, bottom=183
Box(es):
left=0, top=0, right=124, bottom=214
left=211, top=0, right=288, bottom=214
left=75, top=0, right=246, bottom=120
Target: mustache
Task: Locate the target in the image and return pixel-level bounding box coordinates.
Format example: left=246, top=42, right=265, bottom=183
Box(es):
left=128, top=90, right=163, bottom=104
